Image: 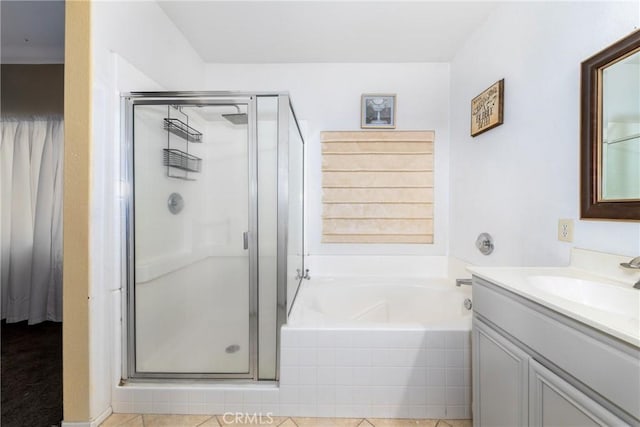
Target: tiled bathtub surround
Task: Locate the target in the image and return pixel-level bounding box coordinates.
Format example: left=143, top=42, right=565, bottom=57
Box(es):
left=280, top=328, right=471, bottom=419
left=112, top=329, right=471, bottom=419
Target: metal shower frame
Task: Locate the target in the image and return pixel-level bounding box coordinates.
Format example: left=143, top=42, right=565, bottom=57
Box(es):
left=120, top=91, right=305, bottom=381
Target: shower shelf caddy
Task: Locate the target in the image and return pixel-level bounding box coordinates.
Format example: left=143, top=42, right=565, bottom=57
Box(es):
left=163, top=111, right=203, bottom=180
left=163, top=148, right=202, bottom=173
left=163, top=118, right=203, bottom=143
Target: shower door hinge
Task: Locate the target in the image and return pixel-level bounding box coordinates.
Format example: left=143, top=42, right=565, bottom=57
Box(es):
left=243, top=231, right=249, bottom=250
left=296, top=268, right=310, bottom=280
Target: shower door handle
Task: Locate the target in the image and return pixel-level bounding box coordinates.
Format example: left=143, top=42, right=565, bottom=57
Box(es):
left=243, top=231, right=249, bottom=250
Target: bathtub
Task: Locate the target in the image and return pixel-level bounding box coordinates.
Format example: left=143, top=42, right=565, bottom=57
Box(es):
left=288, top=277, right=472, bottom=328
left=280, top=277, right=473, bottom=420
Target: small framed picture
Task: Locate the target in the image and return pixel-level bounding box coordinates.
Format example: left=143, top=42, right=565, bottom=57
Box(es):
left=471, top=79, right=504, bottom=137
left=361, top=94, right=396, bottom=129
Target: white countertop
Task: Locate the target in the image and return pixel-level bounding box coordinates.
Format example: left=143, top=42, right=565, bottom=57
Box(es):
left=467, top=265, right=640, bottom=348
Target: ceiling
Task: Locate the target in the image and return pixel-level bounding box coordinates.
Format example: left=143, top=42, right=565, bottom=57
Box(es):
left=0, top=1, right=499, bottom=64
left=159, top=1, right=499, bottom=63
left=1, top=0, right=65, bottom=63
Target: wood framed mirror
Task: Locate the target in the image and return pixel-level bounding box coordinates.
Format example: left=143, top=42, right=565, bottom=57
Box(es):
left=581, top=29, right=640, bottom=220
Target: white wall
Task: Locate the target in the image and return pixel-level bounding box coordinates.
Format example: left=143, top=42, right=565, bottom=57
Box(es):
left=85, top=1, right=640, bottom=420
left=87, top=1, right=205, bottom=422
left=205, top=63, right=451, bottom=258
left=449, top=1, right=640, bottom=267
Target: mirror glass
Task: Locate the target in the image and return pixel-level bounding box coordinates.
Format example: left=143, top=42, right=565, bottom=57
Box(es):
left=600, top=48, right=640, bottom=201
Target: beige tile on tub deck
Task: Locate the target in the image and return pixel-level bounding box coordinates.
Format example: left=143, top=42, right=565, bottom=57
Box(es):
left=142, top=414, right=213, bottom=426
left=367, top=419, right=439, bottom=427
left=100, top=414, right=144, bottom=426
left=293, top=418, right=364, bottom=427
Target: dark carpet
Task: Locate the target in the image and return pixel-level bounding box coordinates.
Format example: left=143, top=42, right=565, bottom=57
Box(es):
left=1, top=320, right=62, bottom=427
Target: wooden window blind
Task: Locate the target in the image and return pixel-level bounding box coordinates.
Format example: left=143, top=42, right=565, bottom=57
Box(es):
left=321, top=131, right=434, bottom=244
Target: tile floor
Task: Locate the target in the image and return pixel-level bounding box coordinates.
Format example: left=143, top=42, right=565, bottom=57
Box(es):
left=101, top=414, right=472, bottom=427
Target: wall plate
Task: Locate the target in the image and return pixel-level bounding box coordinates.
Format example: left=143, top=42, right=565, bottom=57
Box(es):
left=476, top=232, right=494, bottom=255
left=558, top=219, right=574, bottom=242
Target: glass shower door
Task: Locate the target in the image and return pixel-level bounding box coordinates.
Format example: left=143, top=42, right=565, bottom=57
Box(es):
left=130, top=101, right=255, bottom=378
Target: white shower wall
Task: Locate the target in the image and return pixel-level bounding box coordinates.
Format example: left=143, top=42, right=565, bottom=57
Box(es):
left=133, top=106, right=207, bottom=273
left=204, top=63, right=451, bottom=258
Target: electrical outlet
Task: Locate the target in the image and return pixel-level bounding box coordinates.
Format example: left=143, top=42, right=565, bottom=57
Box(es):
left=558, top=219, right=574, bottom=242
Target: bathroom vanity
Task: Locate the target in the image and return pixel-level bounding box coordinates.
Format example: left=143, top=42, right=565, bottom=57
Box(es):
left=469, top=263, right=640, bottom=426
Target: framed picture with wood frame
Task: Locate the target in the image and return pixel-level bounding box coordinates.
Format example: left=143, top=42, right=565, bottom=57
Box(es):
left=471, top=79, right=504, bottom=137
left=361, top=94, right=396, bottom=129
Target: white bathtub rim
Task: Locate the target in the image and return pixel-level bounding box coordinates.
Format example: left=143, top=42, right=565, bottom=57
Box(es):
left=282, top=323, right=472, bottom=331
left=288, top=276, right=472, bottom=329
left=304, top=275, right=456, bottom=286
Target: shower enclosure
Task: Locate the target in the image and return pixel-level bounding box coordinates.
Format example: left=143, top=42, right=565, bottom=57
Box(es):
left=122, top=93, right=304, bottom=380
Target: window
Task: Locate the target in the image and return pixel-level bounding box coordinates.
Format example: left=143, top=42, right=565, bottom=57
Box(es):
left=321, top=131, right=434, bottom=244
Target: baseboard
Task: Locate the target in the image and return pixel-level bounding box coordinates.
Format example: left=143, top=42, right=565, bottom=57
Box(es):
left=61, top=406, right=112, bottom=427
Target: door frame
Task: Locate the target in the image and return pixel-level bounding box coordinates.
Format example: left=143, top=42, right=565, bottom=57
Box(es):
left=121, top=94, right=259, bottom=380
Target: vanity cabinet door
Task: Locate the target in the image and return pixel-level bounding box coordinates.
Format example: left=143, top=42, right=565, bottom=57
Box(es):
left=529, top=359, right=628, bottom=426
left=473, top=318, right=529, bottom=427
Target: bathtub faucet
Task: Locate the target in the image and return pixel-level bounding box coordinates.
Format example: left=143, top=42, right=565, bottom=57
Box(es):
left=456, top=278, right=473, bottom=287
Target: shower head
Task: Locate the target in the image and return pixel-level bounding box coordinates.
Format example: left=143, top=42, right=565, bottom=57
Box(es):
left=222, top=113, right=248, bottom=125
left=222, top=105, right=248, bottom=125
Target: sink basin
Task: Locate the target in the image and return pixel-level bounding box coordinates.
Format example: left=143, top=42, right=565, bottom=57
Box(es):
left=527, top=275, right=640, bottom=320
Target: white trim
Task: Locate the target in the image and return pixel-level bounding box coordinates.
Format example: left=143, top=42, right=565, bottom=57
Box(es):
left=61, top=407, right=112, bottom=427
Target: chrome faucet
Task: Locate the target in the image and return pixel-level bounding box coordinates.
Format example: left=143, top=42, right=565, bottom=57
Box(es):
left=456, top=278, right=473, bottom=287
left=619, top=257, right=640, bottom=289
